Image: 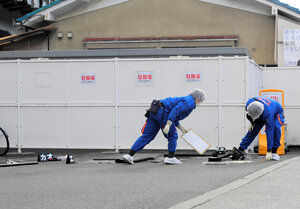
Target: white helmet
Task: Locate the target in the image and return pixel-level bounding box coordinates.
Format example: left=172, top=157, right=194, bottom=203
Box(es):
left=190, top=89, right=206, bottom=102
left=247, top=101, right=264, bottom=120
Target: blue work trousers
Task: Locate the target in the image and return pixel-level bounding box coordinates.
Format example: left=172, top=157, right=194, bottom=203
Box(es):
left=131, top=108, right=178, bottom=152
left=240, top=114, right=283, bottom=150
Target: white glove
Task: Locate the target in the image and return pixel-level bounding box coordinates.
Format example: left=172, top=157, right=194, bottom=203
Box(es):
left=248, top=125, right=254, bottom=132
left=177, top=124, right=188, bottom=134
left=163, top=120, right=172, bottom=135
left=265, top=152, right=272, bottom=161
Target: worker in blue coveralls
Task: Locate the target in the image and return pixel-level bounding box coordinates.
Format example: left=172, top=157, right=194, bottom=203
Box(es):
left=232, top=96, right=285, bottom=161
left=122, top=89, right=207, bottom=165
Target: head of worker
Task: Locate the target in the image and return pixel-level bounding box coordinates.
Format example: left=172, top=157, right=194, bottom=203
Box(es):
left=190, top=89, right=206, bottom=107
left=247, top=101, right=264, bottom=121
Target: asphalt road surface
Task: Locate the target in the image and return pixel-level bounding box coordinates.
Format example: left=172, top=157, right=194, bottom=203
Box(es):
left=0, top=149, right=298, bottom=209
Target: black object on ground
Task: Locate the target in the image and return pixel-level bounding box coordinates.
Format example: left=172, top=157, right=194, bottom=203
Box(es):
left=208, top=153, right=232, bottom=162
left=212, top=147, right=226, bottom=157
left=0, top=127, right=9, bottom=156
left=66, top=154, right=75, bottom=164
left=37, top=152, right=60, bottom=162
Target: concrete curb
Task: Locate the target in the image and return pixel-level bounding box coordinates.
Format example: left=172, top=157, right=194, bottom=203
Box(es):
left=169, top=156, right=300, bottom=209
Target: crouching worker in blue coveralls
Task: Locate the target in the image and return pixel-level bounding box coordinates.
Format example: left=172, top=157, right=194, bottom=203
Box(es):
left=122, top=89, right=207, bottom=165
left=232, top=96, right=285, bottom=161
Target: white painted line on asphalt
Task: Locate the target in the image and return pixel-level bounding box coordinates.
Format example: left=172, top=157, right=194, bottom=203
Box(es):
left=203, top=160, right=252, bottom=165
left=169, top=156, right=300, bottom=209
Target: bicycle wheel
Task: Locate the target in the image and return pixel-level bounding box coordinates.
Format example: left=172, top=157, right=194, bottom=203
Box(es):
left=0, top=127, right=9, bottom=156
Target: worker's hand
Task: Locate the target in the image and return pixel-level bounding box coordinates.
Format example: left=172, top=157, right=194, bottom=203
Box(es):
left=248, top=125, right=254, bottom=132
left=163, top=120, right=172, bottom=135
left=177, top=124, right=188, bottom=134
left=265, top=152, right=272, bottom=160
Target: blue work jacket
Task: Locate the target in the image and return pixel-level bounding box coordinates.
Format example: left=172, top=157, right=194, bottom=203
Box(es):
left=161, top=95, right=196, bottom=126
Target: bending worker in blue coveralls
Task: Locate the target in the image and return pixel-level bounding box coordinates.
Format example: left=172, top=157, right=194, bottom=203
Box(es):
left=232, top=96, right=285, bottom=161
left=122, top=89, right=206, bottom=165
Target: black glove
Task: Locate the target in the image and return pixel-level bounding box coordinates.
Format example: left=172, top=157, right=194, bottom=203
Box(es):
left=246, top=114, right=254, bottom=124
left=253, top=114, right=265, bottom=125
left=144, top=110, right=150, bottom=118
left=231, top=147, right=247, bottom=160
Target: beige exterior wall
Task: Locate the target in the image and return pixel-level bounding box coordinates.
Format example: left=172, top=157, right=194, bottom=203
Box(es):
left=233, top=9, right=275, bottom=65
left=1, top=35, right=48, bottom=51
left=49, top=0, right=275, bottom=65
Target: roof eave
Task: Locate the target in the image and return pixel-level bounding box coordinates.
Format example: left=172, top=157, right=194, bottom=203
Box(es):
left=18, top=0, right=89, bottom=28
left=257, top=0, right=300, bottom=20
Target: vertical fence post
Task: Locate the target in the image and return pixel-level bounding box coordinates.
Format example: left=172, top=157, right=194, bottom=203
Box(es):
left=114, top=58, right=119, bottom=152
left=17, top=59, right=22, bottom=153
left=244, top=57, right=249, bottom=136
left=65, top=62, right=70, bottom=148
left=217, top=56, right=223, bottom=147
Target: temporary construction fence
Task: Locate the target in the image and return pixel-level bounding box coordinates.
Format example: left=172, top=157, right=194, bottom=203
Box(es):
left=0, top=56, right=263, bottom=152
left=262, top=67, right=300, bottom=147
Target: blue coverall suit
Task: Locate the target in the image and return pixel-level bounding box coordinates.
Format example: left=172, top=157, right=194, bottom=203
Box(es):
left=240, top=96, right=285, bottom=151
left=131, top=95, right=196, bottom=153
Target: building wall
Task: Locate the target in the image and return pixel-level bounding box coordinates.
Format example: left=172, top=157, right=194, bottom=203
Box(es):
left=0, top=35, right=48, bottom=51
left=234, top=9, right=275, bottom=65
left=49, top=0, right=275, bottom=65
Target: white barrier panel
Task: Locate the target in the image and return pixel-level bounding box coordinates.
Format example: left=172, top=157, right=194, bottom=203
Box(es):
left=263, top=67, right=300, bottom=146
left=0, top=57, right=262, bottom=151
left=0, top=61, right=18, bottom=149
